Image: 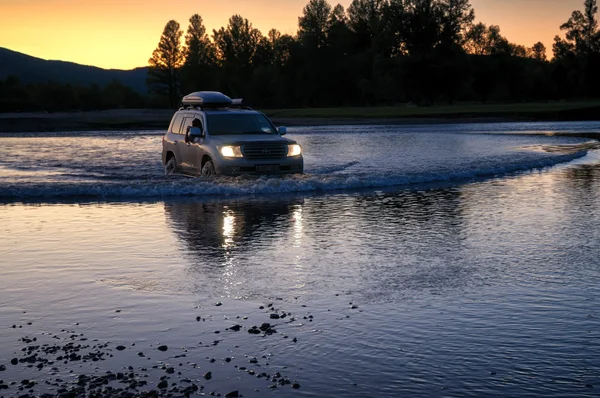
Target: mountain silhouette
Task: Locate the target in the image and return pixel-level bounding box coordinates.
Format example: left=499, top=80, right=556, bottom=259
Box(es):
left=0, top=47, right=148, bottom=93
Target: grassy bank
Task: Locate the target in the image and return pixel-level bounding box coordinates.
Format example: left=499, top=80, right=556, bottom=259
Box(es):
left=0, top=109, right=173, bottom=133
left=1, top=101, right=599, bottom=133
left=264, top=100, right=600, bottom=120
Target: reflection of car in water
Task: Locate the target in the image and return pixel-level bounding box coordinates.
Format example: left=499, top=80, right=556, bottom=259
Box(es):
left=163, top=197, right=305, bottom=261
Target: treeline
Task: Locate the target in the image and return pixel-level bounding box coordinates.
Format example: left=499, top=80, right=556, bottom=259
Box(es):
left=0, top=77, right=149, bottom=113
left=148, top=0, right=600, bottom=108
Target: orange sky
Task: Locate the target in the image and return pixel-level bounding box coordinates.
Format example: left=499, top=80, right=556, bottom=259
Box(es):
left=0, top=0, right=587, bottom=70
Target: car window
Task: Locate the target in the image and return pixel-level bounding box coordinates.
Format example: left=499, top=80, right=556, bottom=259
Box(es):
left=182, top=117, right=194, bottom=134
left=170, top=114, right=185, bottom=135
left=206, top=113, right=277, bottom=135
left=178, top=116, right=195, bottom=135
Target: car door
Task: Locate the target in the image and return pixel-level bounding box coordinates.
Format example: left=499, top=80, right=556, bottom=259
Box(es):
left=178, top=116, right=199, bottom=173
left=181, top=115, right=208, bottom=175
left=164, top=113, right=185, bottom=166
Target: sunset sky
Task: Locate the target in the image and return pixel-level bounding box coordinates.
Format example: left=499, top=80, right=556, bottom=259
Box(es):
left=0, top=0, right=587, bottom=70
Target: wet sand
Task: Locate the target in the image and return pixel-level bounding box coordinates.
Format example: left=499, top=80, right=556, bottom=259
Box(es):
left=0, top=298, right=328, bottom=397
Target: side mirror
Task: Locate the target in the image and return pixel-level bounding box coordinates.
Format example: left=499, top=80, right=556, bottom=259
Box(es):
left=278, top=126, right=287, bottom=136
left=189, top=126, right=203, bottom=138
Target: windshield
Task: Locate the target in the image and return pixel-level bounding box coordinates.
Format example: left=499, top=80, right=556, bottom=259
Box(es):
left=206, top=113, right=277, bottom=135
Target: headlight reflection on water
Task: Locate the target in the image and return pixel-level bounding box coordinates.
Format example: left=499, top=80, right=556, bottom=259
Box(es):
left=222, top=211, right=236, bottom=249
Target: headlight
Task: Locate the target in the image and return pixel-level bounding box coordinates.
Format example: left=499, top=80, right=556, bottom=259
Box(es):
left=220, top=146, right=243, bottom=158
left=288, top=144, right=302, bottom=157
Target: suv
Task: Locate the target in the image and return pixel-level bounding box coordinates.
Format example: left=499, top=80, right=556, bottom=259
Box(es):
left=162, top=91, right=303, bottom=176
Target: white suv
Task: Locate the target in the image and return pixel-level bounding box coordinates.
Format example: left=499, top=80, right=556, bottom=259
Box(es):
left=162, top=91, right=303, bottom=176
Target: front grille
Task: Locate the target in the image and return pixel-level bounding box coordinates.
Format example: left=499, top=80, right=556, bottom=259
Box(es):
left=242, top=142, right=287, bottom=160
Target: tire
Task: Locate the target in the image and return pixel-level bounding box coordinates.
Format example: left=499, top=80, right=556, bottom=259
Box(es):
left=201, top=160, right=216, bottom=176
left=165, top=156, right=178, bottom=175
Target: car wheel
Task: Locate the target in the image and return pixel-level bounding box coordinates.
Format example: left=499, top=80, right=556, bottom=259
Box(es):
left=201, top=160, right=216, bottom=176
left=165, top=157, right=178, bottom=175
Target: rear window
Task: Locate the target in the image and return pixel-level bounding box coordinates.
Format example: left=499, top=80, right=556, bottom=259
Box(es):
left=206, top=113, right=276, bottom=135
left=169, top=114, right=185, bottom=134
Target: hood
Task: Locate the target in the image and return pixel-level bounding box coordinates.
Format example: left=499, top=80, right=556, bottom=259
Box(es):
left=207, top=134, right=297, bottom=145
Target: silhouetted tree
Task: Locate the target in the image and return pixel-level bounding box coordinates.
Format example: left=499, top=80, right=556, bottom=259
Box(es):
left=347, top=0, right=387, bottom=54
left=213, top=15, right=262, bottom=97
left=182, top=14, right=217, bottom=93
left=554, top=0, right=599, bottom=57
left=464, top=24, right=511, bottom=55
left=528, top=42, right=547, bottom=62
left=402, top=0, right=441, bottom=58
left=298, top=0, right=332, bottom=49
left=510, top=44, right=527, bottom=57
left=147, top=20, right=184, bottom=108
left=438, top=0, right=475, bottom=47
left=553, top=0, right=600, bottom=97
left=463, top=22, right=487, bottom=55
left=327, top=3, right=351, bottom=49
left=381, top=0, right=407, bottom=56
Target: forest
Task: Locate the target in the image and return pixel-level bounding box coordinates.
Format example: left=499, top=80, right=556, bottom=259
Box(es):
left=1, top=0, right=599, bottom=112
left=0, top=78, right=147, bottom=112
left=147, top=0, right=600, bottom=109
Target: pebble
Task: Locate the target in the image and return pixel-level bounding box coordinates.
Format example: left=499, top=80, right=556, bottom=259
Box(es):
left=1, top=302, right=307, bottom=396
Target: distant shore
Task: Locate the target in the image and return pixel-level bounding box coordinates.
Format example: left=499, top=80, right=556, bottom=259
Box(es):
left=1, top=102, right=599, bottom=133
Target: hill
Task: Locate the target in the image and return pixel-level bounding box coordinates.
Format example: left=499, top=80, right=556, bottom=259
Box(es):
left=0, top=47, right=148, bottom=93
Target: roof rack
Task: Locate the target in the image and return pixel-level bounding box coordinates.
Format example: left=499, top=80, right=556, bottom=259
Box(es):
left=229, top=98, right=252, bottom=110
left=178, top=91, right=254, bottom=110
left=182, top=91, right=231, bottom=106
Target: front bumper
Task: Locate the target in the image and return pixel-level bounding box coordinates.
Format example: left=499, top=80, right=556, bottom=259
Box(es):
left=215, top=156, right=304, bottom=176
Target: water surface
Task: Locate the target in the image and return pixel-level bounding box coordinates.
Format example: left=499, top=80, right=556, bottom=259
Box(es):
left=1, top=121, right=600, bottom=397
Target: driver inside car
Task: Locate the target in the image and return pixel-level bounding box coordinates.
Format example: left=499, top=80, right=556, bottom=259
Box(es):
left=186, top=118, right=202, bottom=143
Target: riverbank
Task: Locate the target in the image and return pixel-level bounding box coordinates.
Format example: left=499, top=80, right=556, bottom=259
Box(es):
left=1, top=101, right=599, bottom=132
